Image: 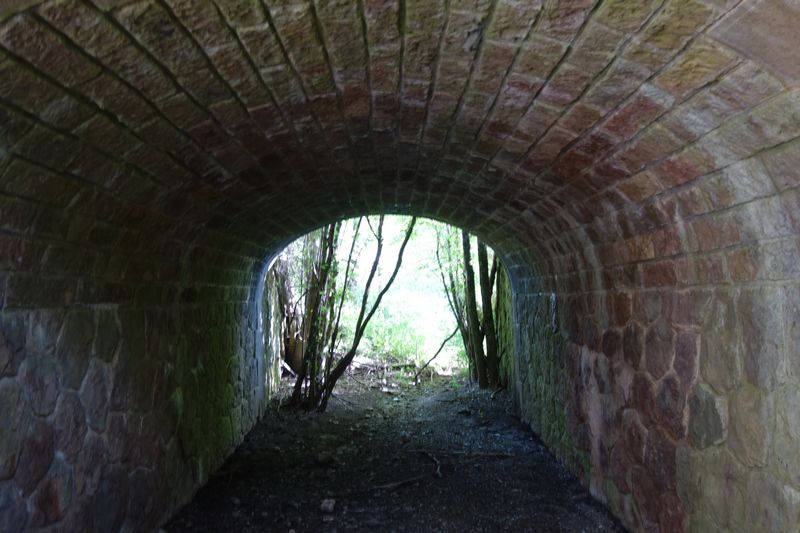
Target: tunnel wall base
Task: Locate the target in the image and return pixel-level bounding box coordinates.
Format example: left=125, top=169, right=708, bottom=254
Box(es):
left=0, top=268, right=282, bottom=530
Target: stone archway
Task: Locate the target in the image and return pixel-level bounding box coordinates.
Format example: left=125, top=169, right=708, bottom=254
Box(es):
left=1, top=1, right=799, bottom=530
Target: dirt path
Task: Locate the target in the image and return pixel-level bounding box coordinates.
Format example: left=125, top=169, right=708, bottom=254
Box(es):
left=165, top=373, right=625, bottom=532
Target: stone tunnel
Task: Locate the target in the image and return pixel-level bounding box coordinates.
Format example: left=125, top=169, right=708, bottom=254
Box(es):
left=0, top=0, right=798, bottom=530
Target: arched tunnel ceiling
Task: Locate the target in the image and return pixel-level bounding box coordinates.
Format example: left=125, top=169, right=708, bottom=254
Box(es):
left=1, top=0, right=799, bottom=282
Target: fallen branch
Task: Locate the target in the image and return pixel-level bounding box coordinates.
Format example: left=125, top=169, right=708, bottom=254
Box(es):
left=407, top=448, right=514, bottom=459
left=331, top=393, right=355, bottom=408
left=370, top=474, right=426, bottom=491
left=419, top=450, right=442, bottom=478
left=345, top=373, right=371, bottom=389
left=281, top=360, right=297, bottom=377
left=414, top=327, right=459, bottom=384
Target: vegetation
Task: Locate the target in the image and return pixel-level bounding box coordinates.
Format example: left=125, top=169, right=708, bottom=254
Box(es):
left=270, top=216, right=507, bottom=411
left=435, top=227, right=507, bottom=388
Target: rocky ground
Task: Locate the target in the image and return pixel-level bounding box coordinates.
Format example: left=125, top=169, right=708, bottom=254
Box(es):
left=165, top=367, right=625, bottom=532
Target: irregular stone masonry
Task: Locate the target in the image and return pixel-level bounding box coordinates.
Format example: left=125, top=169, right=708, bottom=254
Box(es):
left=0, top=0, right=799, bottom=531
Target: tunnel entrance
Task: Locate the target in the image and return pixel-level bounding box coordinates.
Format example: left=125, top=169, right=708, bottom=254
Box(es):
left=258, top=216, right=515, bottom=412
left=2, top=0, right=799, bottom=530
left=165, top=216, right=629, bottom=531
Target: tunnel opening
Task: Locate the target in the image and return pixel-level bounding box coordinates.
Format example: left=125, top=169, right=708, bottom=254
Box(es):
left=257, top=215, right=518, bottom=408
left=167, top=212, right=626, bottom=531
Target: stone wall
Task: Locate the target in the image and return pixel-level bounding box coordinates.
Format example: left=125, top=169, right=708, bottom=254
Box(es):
left=0, top=268, right=277, bottom=530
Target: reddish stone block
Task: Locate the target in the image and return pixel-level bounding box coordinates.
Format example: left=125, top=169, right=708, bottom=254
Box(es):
left=540, top=63, right=593, bottom=106
left=560, top=103, right=603, bottom=135
left=693, top=253, right=726, bottom=284
left=538, top=0, right=594, bottom=39
left=761, top=137, right=800, bottom=191
left=28, top=457, right=73, bottom=527
left=651, top=147, right=714, bottom=189
left=622, top=407, right=648, bottom=462
left=602, top=328, right=623, bottom=360
left=486, top=0, right=541, bottom=43
left=18, top=356, right=60, bottom=417
left=15, top=419, right=54, bottom=496
left=711, top=61, right=783, bottom=112
left=585, top=59, right=651, bottom=112
left=610, top=291, right=633, bottom=327
left=594, top=0, right=660, bottom=31
left=711, top=0, right=800, bottom=84
left=38, top=0, right=128, bottom=58
left=602, top=87, right=671, bottom=140
left=115, top=2, right=206, bottom=76
left=674, top=331, right=698, bottom=387
left=101, top=45, right=176, bottom=102
left=738, top=287, right=786, bottom=389
left=689, top=214, right=741, bottom=253
left=654, top=372, right=687, bottom=439
left=641, top=260, right=677, bottom=288
left=516, top=35, right=567, bottom=79
left=645, top=316, right=675, bottom=380
left=616, top=124, right=682, bottom=174
left=609, top=442, right=632, bottom=494
left=654, top=38, right=737, bottom=99
left=0, top=14, right=101, bottom=87
left=638, top=0, right=713, bottom=52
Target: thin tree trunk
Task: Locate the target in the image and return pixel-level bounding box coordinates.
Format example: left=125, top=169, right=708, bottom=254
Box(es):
left=414, top=327, right=459, bottom=384
left=478, top=242, right=499, bottom=387
left=436, top=230, right=473, bottom=379
left=291, top=224, right=337, bottom=405
left=462, top=230, right=487, bottom=388
left=318, top=217, right=416, bottom=411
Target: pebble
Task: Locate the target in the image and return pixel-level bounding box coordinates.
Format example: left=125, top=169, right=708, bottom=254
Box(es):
left=320, top=498, right=336, bottom=513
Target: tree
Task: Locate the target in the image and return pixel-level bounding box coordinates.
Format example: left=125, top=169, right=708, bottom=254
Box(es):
left=282, top=215, right=417, bottom=411
left=436, top=228, right=504, bottom=388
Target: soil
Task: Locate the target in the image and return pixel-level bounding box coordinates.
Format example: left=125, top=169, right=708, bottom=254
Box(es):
left=165, top=367, right=626, bottom=532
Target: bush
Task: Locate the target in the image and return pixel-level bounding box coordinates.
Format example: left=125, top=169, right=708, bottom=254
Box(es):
left=363, top=308, right=424, bottom=363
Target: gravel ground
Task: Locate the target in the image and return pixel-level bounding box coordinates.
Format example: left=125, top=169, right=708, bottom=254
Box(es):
left=165, top=371, right=626, bottom=532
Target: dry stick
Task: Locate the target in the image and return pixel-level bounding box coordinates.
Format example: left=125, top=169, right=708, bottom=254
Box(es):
left=370, top=475, right=426, bottom=491
left=345, top=373, right=371, bottom=389
left=343, top=474, right=427, bottom=496
left=414, top=327, right=459, bottom=384
left=407, top=448, right=513, bottom=459
left=419, top=450, right=442, bottom=478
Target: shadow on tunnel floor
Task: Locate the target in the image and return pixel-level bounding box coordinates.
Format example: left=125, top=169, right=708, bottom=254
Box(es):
left=165, top=372, right=626, bottom=532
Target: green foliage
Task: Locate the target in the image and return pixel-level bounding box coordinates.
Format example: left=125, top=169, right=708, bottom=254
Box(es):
left=363, top=307, right=425, bottom=363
